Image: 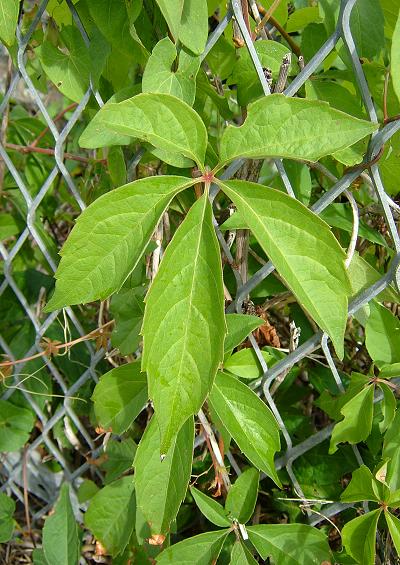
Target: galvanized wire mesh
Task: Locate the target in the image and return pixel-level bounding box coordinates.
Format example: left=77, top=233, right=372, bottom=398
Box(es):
left=1, top=0, right=399, bottom=530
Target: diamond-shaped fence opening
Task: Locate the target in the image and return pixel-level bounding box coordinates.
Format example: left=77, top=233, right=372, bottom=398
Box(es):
left=0, top=0, right=399, bottom=536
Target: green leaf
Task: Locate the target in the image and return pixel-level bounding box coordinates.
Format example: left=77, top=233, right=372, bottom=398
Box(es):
left=154, top=0, right=184, bottom=41
left=86, top=0, right=147, bottom=62
left=380, top=363, right=400, bottom=378
left=0, top=400, right=35, bottom=452
left=0, top=214, right=19, bottom=241
left=218, top=179, right=351, bottom=357
left=366, top=302, right=400, bottom=366
left=340, top=465, right=384, bottom=503
left=0, top=493, right=15, bottom=543
left=218, top=94, right=376, bottom=166
left=247, top=524, right=332, bottom=564
left=32, top=549, right=48, bottom=565
left=42, top=484, right=80, bottom=565
left=225, top=467, right=259, bottom=524
left=102, top=438, right=137, bottom=484
left=209, top=372, right=281, bottom=485
left=224, top=314, right=264, bottom=353
left=156, top=529, right=230, bottom=564
left=79, top=93, right=207, bottom=168
left=142, top=194, right=225, bottom=454
left=321, top=203, right=387, bottom=247
left=383, top=410, right=400, bottom=491
left=0, top=0, right=19, bottom=46
left=330, top=385, right=374, bottom=453
left=110, top=287, right=145, bottom=355
left=143, top=38, right=200, bottom=105
left=178, top=0, right=208, bottom=55
left=107, top=146, right=127, bottom=187
left=134, top=417, right=194, bottom=535
left=348, top=253, right=400, bottom=304
left=286, top=7, right=322, bottom=32
left=92, top=363, right=147, bottom=434
left=349, top=0, right=385, bottom=59
left=230, top=41, right=292, bottom=107
left=230, top=540, right=258, bottom=565
left=77, top=87, right=140, bottom=149
left=84, top=476, right=135, bottom=557
left=190, top=487, right=231, bottom=527
left=45, top=176, right=193, bottom=310
left=39, top=27, right=90, bottom=103
left=378, top=382, right=396, bottom=433
left=77, top=479, right=99, bottom=503
left=341, top=509, right=381, bottom=565
left=224, top=349, right=274, bottom=379
left=386, top=511, right=400, bottom=556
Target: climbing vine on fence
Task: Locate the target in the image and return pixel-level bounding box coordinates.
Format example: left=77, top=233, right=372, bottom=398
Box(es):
left=1, top=0, right=400, bottom=563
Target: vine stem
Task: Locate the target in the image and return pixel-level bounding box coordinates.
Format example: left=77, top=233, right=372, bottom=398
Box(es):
left=197, top=410, right=249, bottom=540
left=0, top=320, right=114, bottom=369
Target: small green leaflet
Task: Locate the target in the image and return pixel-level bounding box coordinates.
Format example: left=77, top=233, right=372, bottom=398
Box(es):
left=386, top=512, right=400, bottom=556
left=0, top=400, right=35, bottom=452
left=91, top=362, right=147, bottom=434
left=155, top=0, right=208, bottom=55
left=79, top=93, right=208, bottom=168
left=224, top=313, right=264, bottom=353
left=365, top=301, right=400, bottom=366
left=142, top=37, right=200, bottom=105
left=340, top=465, right=388, bottom=504
left=0, top=493, right=15, bottom=544
left=225, top=467, right=259, bottom=524
left=42, top=484, right=80, bottom=565
left=102, top=438, right=137, bottom=484
left=341, top=509, right=381, bottom=565
left=247, top=524, right=333, bottom=564
left=330, top=385, right=374, bottom=453
left=230, top=541, right=258, bottom=564
left=84, top=476, right=135, bottom=557
left=39, top=27, right=91, bottom=103
left=218, top=94, right=377, bottom=166
left=110, top=287, right=145, bottom=355
left=0, top=0, right=19, bottom=46
left=209, top=372, right=281, bottom=485
left=134, top=417, right=194, bottom=535
left=45, top=176, right=194, bottom=310
left=156, top=529, right=230, bottom=564
left=230, top=41, right=292, bottom=106
left=142, top=194, right=225, bottom=454
left=218, top=179, right=351, bottom=357
left=190, top=487, right=231, bottom=527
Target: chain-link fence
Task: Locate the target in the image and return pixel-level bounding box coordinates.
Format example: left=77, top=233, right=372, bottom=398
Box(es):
left=1, top=0, right=399, bottom=531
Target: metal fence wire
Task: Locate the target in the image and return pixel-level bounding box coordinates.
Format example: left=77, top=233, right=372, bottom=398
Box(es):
left=1, top=0, right=400, bottom=532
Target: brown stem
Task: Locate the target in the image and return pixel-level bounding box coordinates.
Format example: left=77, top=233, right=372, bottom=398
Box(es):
left=30, top=103, right=78, bottom=148
left=0, top=320, right=114, bottom=369
left=257, top=5, right=302, bottom=57
left=5, top=142, right=106, bottom=165
left=255, top=0, right=282, bottom=34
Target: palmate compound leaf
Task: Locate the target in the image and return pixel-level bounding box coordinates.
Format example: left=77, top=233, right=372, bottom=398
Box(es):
left=45, top=176, right=194, bottom=311
left=218, top=94, right=377, bottom=166
left=217, top=180, right=351, bottom=357
left=142, top=193, right=225, bottom=454
left=79, top=93, right=208, bottom=169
